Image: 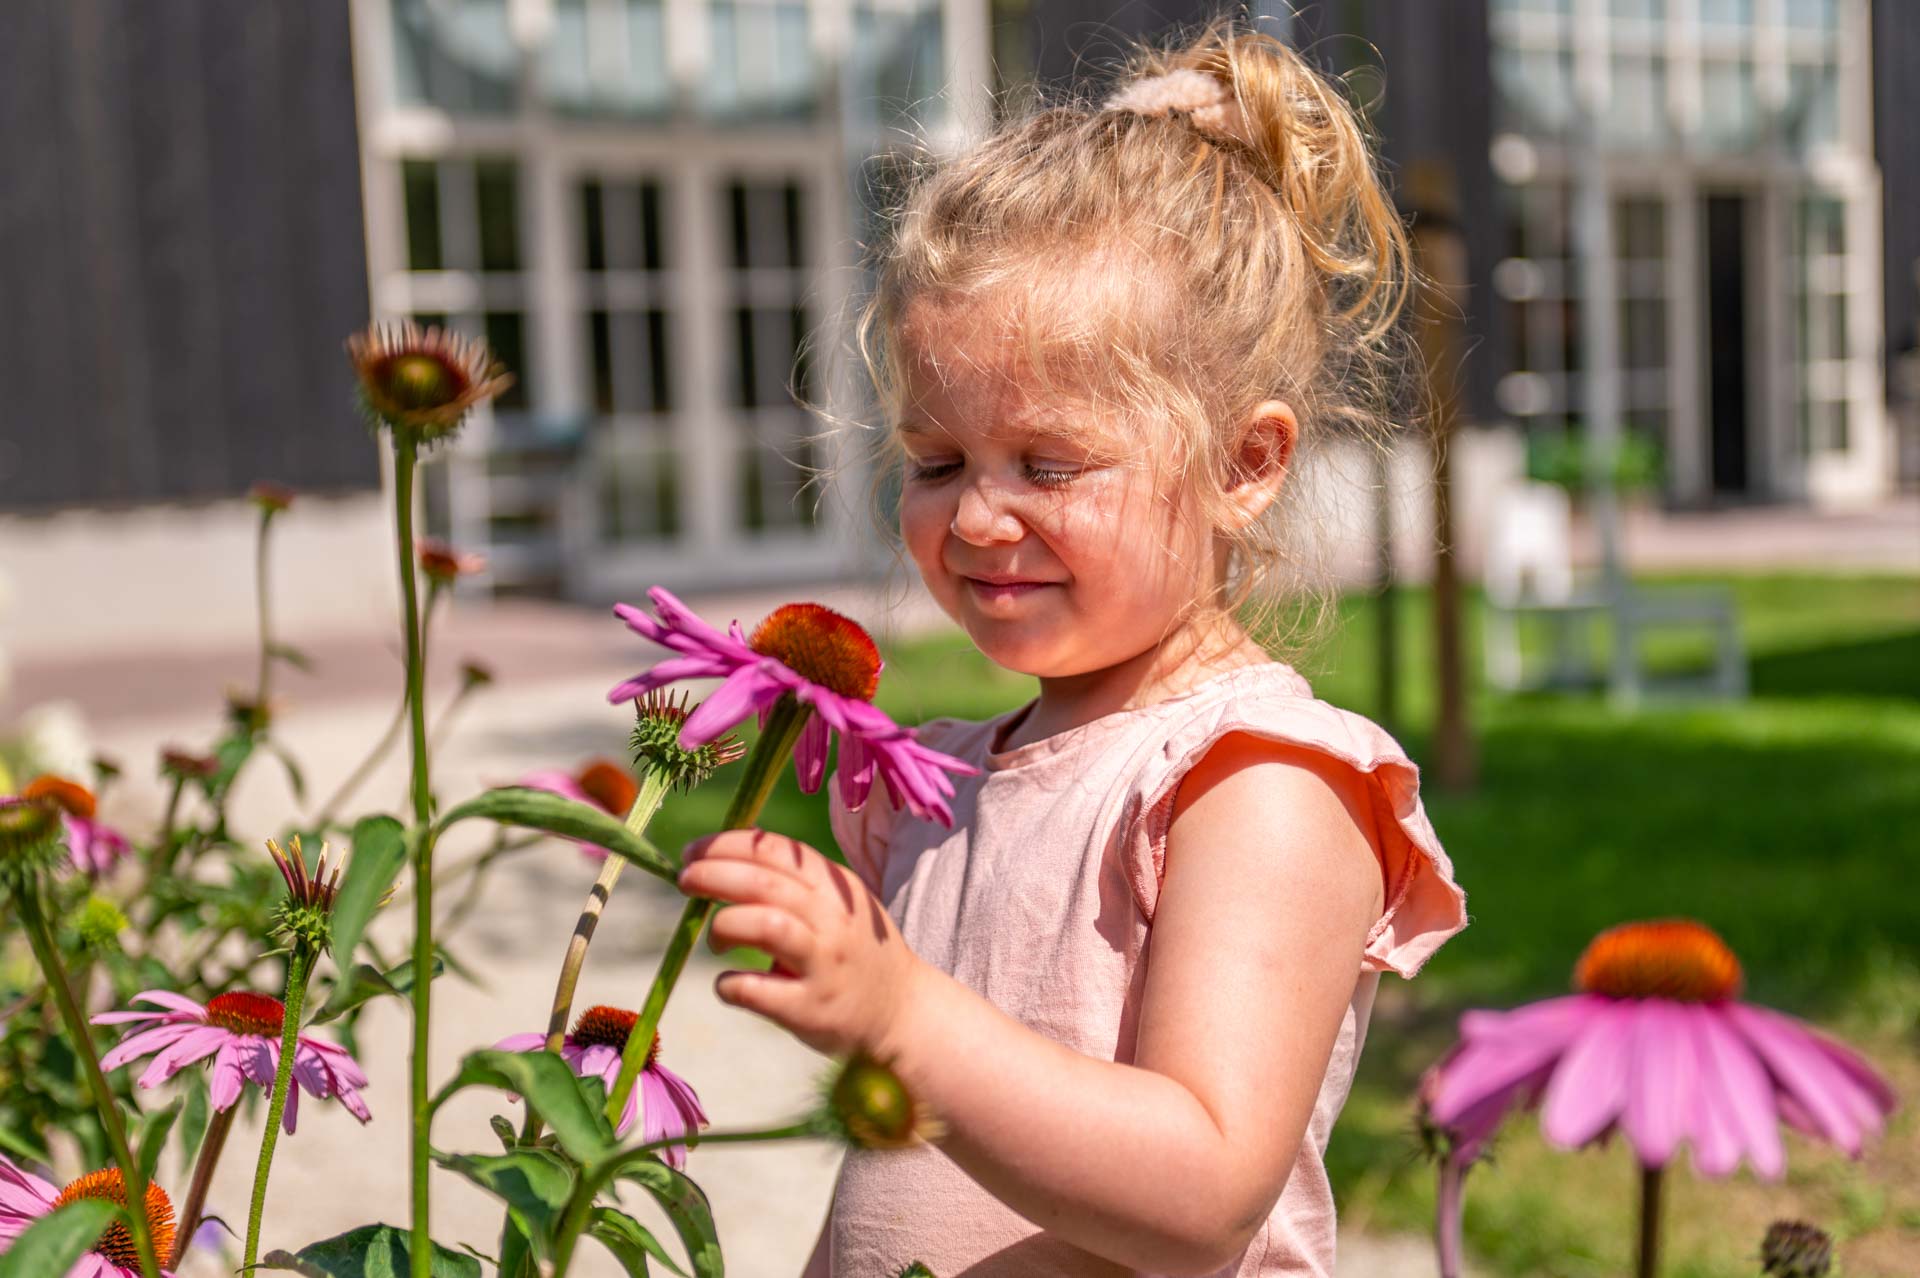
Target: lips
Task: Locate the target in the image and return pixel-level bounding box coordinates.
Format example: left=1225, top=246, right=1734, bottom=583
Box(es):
left=961, top=575, right=1055, bottom=605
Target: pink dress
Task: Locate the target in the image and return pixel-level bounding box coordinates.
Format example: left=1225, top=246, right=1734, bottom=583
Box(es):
left=824, top=662, right=1467, bottom=1277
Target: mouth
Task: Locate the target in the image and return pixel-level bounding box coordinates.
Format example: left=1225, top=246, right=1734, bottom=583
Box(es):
left=961, top=576, right=1056, bottom=605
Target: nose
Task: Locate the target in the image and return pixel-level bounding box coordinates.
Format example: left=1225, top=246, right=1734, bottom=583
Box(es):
left=949, top=474, right=1023, bottom=545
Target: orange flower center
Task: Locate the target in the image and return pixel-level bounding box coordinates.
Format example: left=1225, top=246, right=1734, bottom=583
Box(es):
left=749, top=604, right=882, bottom=701
left=205, top=991, right=287, bottom=1037
left=52, top=1169, right=175, bottom=1270
left=377, top=351, right=467, bottom=411
left=570, top=1005, right=660, bottom=1066
left=1574, top=920, right=1743, bottom=1003
left=575, top=761, right=639, bottom=816
left=22, top=775, right=96, bottom=820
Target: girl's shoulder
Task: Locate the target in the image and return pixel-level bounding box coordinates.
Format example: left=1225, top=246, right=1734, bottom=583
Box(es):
left=1120, top=662, right=1469, bottom=978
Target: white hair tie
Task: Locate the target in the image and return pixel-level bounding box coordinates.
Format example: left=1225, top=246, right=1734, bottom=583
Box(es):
left=1104, top=69, right=1253, bottom=148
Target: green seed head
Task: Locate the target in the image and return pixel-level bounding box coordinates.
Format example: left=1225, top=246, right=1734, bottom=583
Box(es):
left=629, top=691, right=746, bottom=793
left=69, top=896, right=129, bottom=954
left=818, top=1053, right=939, bottom=1151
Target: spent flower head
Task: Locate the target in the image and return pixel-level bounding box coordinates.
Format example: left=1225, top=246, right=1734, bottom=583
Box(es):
left=224, top=690, right=274, bottom=736
left=816, top=1052, right=940, bottom=1151
left=459, top=659, right=496, bottom=689
left=249, top=481, right=296, bottom=516
left=630, top=691, right=746, bottom=793
left=1760, top=1221, right=1833, bottom=1278
left=160, top=747, right=220, bottom=783
left=346, top=321, right=513, bottom=443
left=267, top=836, right=340, bottom=955
left=418, top=537, right=486, bottom=585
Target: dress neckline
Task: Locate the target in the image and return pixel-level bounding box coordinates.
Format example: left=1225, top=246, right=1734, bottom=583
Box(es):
left=982, top=660, right=1310, bottom=773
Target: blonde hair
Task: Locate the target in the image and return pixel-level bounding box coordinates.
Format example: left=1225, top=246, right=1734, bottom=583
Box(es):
left=836, top=17, right=1417, bottom=656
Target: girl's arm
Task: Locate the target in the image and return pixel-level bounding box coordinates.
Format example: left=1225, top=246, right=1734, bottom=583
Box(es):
left=679, top=733, right=1383, bottom=1275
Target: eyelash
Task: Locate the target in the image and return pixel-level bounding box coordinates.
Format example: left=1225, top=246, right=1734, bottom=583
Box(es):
left=907, top=461, right=1081, bottom=489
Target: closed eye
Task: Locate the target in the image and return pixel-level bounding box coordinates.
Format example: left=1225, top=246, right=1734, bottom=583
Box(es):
left=904, top=460, right=1085, bottom=489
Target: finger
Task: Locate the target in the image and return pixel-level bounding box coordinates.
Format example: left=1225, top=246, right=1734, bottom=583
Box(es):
left=714, top=969, right=812, bottom=1022
left=682, top=827, right=820, bottom=880
left=678, top=856, right=815, bottom=911
left=706, top=904, right=816, bottom=973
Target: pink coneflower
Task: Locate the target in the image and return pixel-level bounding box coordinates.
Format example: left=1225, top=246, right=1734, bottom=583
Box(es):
left=0, top=1159, right=176, bottom=1277
left=607, top=588, right=976, bottom=826
left=1427, top=920, right=1896, bottom=1178
left=518, top=758, right=641, bottom=861
left=417, top=538, right=486, bottom=585
left=93, top=991, right=372, bottom=1132
left=18, top=776, right=130, bottom=877
left=497, top=1005, right=707, bottom=1164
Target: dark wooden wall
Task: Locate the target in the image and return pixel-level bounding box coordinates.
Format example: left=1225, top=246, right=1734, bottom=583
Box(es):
left=1873, top=0, right=1918, bottom=387
left=0, top=1, right=376, bottom=512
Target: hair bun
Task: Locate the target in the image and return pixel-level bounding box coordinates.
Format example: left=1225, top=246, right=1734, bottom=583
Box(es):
left=1103, top=69, right=1255, bottom=149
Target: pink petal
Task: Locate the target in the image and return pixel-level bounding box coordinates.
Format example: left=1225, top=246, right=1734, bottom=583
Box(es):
left=134, top=1025, right=231, bottom=1089
left=0, top=1155, right=58, bottom=1219
left=71, top=1254, right=111, bottom=1278
left=1621, top=1002, right=1697, bottom=1168
left=1728, top=1004, right=1890, bottom=1155
left=131, top=991, right=209, bottom=1017
left=1539, top=1000, right=1636, bottom=1149
left=639, top=1069, right=696, bottom=1169
left=100, top=1022, right=195, bottom=1073
left=517, top=772, right=594, bottom=805
left=302, top=1037, right=370, bottom=1090
left=495, top=1032, right=549, bottom=1053
left=575, top=1045, right=619, bottom=1077
left=209, top=1044, right=247, bottom=1110
left=792, top=713, right=831, bottom=793
left=280, top=1081, right=300, bottom=1134
left=1429, top=997, right=1596, bottom=1128
left=680, top=664, right=781, bottom=747
left=1694, top=1008, right=1785, bottom=1178
left=836, top=732, right=876, bottom=811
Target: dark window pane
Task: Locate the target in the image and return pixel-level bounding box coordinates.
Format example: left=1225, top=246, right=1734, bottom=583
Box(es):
left=403, top=160, right=443, bottom=271
left=733, top=306, right=757, bottom=405
left=485, top=311, right=529, bottom=409
left=647, top=310, right=671, bottom=411
left=582, top=180, right=607, bottom=271
left=739, top=444, right=765, bottom=529
left=790, top=306, right=814, bottom=401
left=640, top=182, right=664, bottom=270
left=589, top=311, right=614, bottom=414
left=783, top=181, right=805, bottom=269
left=412, top=311, right=449, bottom=332
left=654, top=451, right=681, bottom=535
left=477, top=159, right=521, bottom=271
left=728, top=182, right=751, bottom=270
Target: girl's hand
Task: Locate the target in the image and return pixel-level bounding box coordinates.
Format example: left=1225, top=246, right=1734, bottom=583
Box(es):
left=677, top=828, right=924, bottom=1059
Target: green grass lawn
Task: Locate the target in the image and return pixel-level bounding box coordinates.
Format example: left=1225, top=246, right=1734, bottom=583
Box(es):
left=647, top=573, right=1920, bottom=1277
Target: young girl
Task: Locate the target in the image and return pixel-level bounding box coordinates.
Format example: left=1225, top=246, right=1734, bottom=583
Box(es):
left=674, top=22, right=1468, bottom=1277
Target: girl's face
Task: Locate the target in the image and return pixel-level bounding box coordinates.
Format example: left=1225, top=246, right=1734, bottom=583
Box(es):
left=894, top=301, right=1216, bottom=680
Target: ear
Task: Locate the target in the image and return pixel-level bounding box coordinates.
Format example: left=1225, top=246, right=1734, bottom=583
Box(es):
left=1223, top=400, right=1297, bottom=529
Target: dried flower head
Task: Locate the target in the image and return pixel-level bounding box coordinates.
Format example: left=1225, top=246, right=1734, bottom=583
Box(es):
left=249, top=481, right=296, bottom=515
left=225, top=690, right=274, bottom=735
left=92, top=754, right=123, bottom=787
left=346, top=321, right=513, bottom=442
left=818, top=1053, right=940, bottom=1151
left=459, top=659, right=496, bottom=689
left=160, top=747, right=220, bottom=782
left=630, top=691, right=746, bottom=793
left=1760, top=1220, right=1833, bottom=1277
left=418, top=537, right=486, bottom=585
left=267, top=836, right=340, bottom=954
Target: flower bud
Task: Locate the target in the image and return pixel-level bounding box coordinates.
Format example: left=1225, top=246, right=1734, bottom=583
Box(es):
left=820, top=1053, right=940, bottom=1151
left=629, top=691, right=745, bottom=793
left=69, top=895, right=129, bottom=955
left=249, top=481, right=296, bottom=515
left=1760, top=1220, right=1832, bottom=1278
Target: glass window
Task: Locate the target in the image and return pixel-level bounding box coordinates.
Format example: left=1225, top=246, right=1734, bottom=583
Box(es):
left=1698, top=58, right=1758, bottom=150
left=1783, top=60, right=1841, bottom=149
left=852, top=3, right=947, bottom=130
left=1794, top=194, right=1850, bottom=455
left=1607, top=0, right=1663, bottom=22
left=704, top=1, right=816, bottom=120
left=1602, top=55, right=1667, bottom=146
left=1698, top=0, right=1754, bottom=28
left=389, top=0, right=516, bottom=114
left=1783, top=0, right=1837, bottom=32
left=403, top=160, right=443, bottom=271
left=1495, top=44, right=1575, bottom=137
left=476, top=160, right=521, bottom=272
left=546, top=0, right=671, bottom=117
left=483, top=312, right=529, bottom=409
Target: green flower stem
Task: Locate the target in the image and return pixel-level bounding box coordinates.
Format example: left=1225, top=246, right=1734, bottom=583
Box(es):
left=549, top=1120, right=820, bottom=1277
left=393, top=437, right=441, bottom=1278
left=240, top=946, right=316, bottom=1268
left=603, top=698, right=811, bottom=1128
left=17, top=884, right=163, bottom=1278
left=314, top=581, right=445, bottom=829
left=1637, top=1164, right=1663, bottom=1278
left=172, top=1102, right=236, bottom=1268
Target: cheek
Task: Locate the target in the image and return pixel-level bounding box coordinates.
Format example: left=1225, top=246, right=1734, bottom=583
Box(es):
left=897, top=487, right=950, bottom=577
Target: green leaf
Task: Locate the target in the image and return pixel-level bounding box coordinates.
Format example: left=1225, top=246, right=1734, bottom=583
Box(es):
left=0, top=1123, right=50, bottom=1167
left=311, top=957, right=442, bottom=1025
left=431, top=1050, right=616, bottom=1166
left=259, top=1223, right=481, bottom=1277
left=433, top=1149, right=574, bottom=1261
left=176, top=1068, right=210, bottom=1169
left=495, top=1217, right=534, bottom=1278
left=0, top=1199, right=121, bottom=1278
left=433, top=788, right=675, bottom=882
left=590, top=1205, right=688, bottom=1277
left=325, top=816, right=408, bottom=981
left=614, top=1159, right=723, bottom=1278
left=134, top=1097, right=181, bottom=1184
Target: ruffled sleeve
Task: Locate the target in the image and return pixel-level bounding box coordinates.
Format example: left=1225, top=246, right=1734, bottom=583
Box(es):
left=1121, top=682, right=1467, bottom=978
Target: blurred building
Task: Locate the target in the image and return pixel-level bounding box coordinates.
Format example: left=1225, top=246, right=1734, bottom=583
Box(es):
left=1481, top=0, right=1900, bottom=509
left=349, top=0, right=992, bottom=596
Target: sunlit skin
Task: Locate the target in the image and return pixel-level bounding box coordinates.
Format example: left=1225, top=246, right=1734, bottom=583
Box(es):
left=679, top=293, right=1387, bottom=1275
